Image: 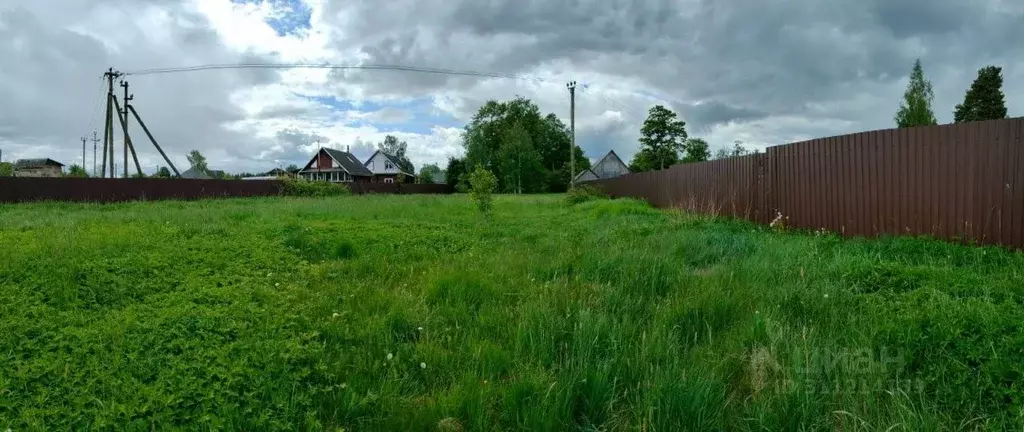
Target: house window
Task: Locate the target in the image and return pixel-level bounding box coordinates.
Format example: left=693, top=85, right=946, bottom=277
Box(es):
left=385, top=177, right=394, bottom=184
left=331, top=172, right=338, bottom=182
left=385, top=162, right=393, bottom=170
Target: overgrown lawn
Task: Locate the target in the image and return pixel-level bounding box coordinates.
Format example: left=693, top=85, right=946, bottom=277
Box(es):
left=1, top=195, right=1022, bottom=430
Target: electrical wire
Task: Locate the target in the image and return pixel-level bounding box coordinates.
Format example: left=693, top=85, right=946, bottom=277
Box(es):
left=124, top=63, right=564, bottom=85
left=82, top=76, right=107, bottom=138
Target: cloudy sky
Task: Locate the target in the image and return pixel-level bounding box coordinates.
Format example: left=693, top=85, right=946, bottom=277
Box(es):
left=1, top=0, right=1021, bottom=175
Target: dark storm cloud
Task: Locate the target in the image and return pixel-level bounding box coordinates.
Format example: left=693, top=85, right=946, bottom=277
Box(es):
left=323, top=0, right=1022, bottom=136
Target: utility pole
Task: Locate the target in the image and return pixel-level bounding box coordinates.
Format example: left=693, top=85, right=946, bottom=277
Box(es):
left=92, top=131, right=99, bottom=177
left=102, top=68, right=122, bottom=178
left=567, top=80, right=577, bottom=189
left=116, top=80, right=143, bottom=177
left=81, top=136, right=87, bottom=171
left=121, top=80, right=131, bottom=178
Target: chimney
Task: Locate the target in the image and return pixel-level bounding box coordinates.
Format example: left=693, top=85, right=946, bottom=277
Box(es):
left=347, top=145, right=350, bottom=153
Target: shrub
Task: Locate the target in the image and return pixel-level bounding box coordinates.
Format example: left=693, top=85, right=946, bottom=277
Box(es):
left=468, top=165, right=497, bottom=217
left=281, top=177, right=351, bottom=197
left=565, top=184, right=607, bottom=205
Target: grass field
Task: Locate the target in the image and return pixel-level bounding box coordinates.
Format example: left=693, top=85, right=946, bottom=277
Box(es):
left=1, top=194, right=1023, bottom=430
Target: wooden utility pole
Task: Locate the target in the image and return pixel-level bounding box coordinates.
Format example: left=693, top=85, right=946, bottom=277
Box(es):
left=116, top=81, right=143, bottom=177
left=567, top=81, right=577, bottom=189
left=121, top=81, right=129, bottom=178
left=128, top=105, right=180, bottom=176
left=102, top=68, right=122, bottom=178
left=92, top=131, right=99, bottom=177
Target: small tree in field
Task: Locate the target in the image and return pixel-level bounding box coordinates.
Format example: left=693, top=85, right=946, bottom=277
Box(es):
left=468, top=164, right=497, bottom=217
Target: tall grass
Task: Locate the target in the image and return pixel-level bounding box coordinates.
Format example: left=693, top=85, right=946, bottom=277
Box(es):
left=0, top=195, right=1021, bottom=430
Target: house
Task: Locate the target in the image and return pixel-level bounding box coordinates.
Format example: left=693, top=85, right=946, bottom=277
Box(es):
left=181, top=167, right=218, bottom=179
left=298, top=147, right=373, bottom=183
left=13, top=158, right=64, bottom=177
left=575, top=150, right=630, bottom=182
left=364, top=150, right=416, bottom=183
left=264, top=168, right=293, bottom=177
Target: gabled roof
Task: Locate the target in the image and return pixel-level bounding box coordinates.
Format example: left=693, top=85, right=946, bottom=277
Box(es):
left=181, top=166, right=214, bottom=179
left=594, top=150, right=628, bottom=171
left=302, top=148, right=373, bottom=176
left=591, top=150, right=630, bottom=178
left=14, top=158, right=63, bottom=169
left=573, top=168, right=599, bottom=182
left=364, top=150, right=413, bottom=176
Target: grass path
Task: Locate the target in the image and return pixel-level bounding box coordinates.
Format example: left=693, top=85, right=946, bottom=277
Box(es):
left=1, top=195, right=1022, bottom=430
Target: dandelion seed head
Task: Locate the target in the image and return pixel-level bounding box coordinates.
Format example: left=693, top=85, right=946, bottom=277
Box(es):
left=387, top=353, right=393, bottom=360
left=420, top=362, right=426, bottom=369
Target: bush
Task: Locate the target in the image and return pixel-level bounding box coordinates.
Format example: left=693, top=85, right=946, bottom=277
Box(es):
left=281, top=177, right=351, bottom=197
left=468, top=165, right=497, bottom=217
left=565, top=184, right=608, bottom=205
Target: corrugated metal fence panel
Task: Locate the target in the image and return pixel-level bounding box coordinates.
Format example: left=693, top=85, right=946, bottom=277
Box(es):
left=0, top=178, right=284, bottom=203
left=585, top=118, right=1024, bottom=249
left=0, top=178, right=456, bottom=203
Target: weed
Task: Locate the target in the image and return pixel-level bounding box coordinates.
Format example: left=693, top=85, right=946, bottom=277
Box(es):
left=0, top=195, right=1022, bottom=429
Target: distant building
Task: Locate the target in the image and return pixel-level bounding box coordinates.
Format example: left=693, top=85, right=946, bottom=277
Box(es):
left=181, top=167, right=214, bottom=179
left=264, top=168, right=293, bottom=177
left=364, top=150, right=416, bottom=184
left=298, top=147, right=373, bottom=183
left=13, top=158, right=64, bottom=177
left=574, top=150, right=630, bottom=183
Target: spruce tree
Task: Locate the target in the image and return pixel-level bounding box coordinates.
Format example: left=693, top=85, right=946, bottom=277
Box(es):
left=894, top=59, right=938, bottom=128
left=954, top=66, right=1008, bottom=123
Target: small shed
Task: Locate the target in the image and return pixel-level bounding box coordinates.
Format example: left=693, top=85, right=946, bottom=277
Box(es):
left=13, top=159, right=64, bottom=178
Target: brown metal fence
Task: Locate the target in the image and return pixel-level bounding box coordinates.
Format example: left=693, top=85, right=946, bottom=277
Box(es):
left=0, top=178, right=455, bottom=203
left=346, top=183, right=454, bottom=195
left=587, top=117, right=1024, bottom=248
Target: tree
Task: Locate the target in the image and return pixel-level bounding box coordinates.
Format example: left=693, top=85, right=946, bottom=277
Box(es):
left=894, top=59, right=938, bottom=128
left=67, top=164, right=88, bottom=178
left=714, top=140, right=752, bottom=160
left=954, top=66, right=1008, bottom=123
left=0, top=162, right=12, bottom=177
left=468, top=164, right=497, bottom=217
left=498, top=122, right=543, bottom=193
left=285, top=164, right=300, bottom=174
left=154, top=167, right=172, bottom=178
left=419, top=163, right=443, bottom=184
left=682, top=138, right=711, bottom=163
left=187, top=150, right=208, bottom=172
left=446, top=157, right=467, bottom=191
left=378, top=135, right=415, bottom=174
left=631, top=105, right=688, bottom=171
left=463, top=97, right=586, bottom=193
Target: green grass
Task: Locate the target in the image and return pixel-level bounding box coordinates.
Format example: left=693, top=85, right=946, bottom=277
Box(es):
left=1, top=195, right=1023, bottom=430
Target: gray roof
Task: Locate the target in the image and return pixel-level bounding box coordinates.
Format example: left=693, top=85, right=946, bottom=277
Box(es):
left=14, top=158, right=63, bottom=169
left=573, top=168, right=599, bottom=182
left=591, top=150, right=630, bottom=179
left=314, top=148, right=373, bottom=176
left=181, top=166, right=214, bottom=179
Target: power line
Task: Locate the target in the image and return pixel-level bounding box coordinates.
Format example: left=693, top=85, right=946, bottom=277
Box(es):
left=82, top=77, right=106, bottom=137
left=124, top=63, right=564, bottom=85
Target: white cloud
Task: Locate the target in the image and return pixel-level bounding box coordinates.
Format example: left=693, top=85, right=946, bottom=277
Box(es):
left=1, top=0, right=1021, bottom=176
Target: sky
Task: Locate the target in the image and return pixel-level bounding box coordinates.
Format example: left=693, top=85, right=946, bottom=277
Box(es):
left=0, top=0, right=1021, bottom=175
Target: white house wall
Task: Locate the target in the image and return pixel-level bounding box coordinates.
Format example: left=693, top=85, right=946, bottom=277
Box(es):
left=365, top=152, right=401, bottom=175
